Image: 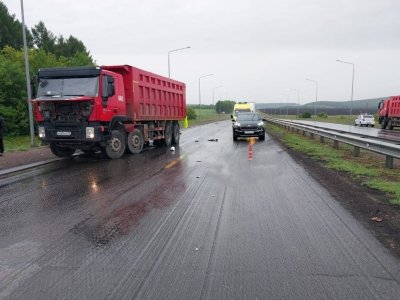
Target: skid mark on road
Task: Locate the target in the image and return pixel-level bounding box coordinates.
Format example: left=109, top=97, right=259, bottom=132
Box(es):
left=199, top=185, right=228, bottom=300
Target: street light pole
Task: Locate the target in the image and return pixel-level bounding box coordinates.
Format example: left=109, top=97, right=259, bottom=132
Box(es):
left=198, top=73, right=213, bottom=118
left=168, top=46, right=190, bottom=78
left=306, top=78, right=318, bottom=116
left=20, top=0, right=35, bottom=147
left=336, top=59, right=355, bottom=121
left=290, top=89, right=300, bottom=116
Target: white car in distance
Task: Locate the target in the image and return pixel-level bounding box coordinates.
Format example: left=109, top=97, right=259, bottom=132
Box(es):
left=355, top=114, right=375, bottom=127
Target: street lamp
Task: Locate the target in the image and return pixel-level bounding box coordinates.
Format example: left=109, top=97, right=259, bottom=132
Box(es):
left=306, top=78, right=318, bottom=116
left=290, top=88, right=300, bottom=116
left=198, top=73, right=213, bottom=118
left=20, top=0, right=35, bottom=146
left=168, top=46, right=191, bottom=78
left=212, top=86, right=222, bottom=106
left=336, top=59, right=355, bottom=121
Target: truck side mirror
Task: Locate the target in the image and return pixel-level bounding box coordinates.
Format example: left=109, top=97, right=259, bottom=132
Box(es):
left=30, top=76, right=37, bottom=98
left=107, top=76, right=115, bottom=97
left=102, top=75, right=115, bottom=106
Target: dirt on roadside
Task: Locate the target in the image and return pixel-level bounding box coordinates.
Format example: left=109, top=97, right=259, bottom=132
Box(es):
left=268, top=132, right=400, bottom=259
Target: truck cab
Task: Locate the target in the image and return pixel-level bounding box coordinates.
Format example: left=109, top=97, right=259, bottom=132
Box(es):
left=32, top=66, right=127, bottom=157
left=378, top=96, right=400, bottom=130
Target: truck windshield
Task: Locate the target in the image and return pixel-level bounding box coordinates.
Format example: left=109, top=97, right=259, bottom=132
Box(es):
left=37, top=77, right=99, bottom=98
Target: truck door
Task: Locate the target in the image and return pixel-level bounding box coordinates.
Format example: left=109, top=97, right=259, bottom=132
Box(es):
left=100, top=73, right=126, bottom=121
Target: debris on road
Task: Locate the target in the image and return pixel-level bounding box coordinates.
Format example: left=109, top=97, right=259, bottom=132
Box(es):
left=208, top=138, right=218, bottom=142
left=371, top=217, right=383, bottom=222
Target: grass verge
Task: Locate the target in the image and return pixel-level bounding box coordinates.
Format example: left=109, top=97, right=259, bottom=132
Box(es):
left=4, top=136, right=43, bottom=152
left=268, top=124, right=400, bottom=205
left=181, top=108, right=231, bottom=127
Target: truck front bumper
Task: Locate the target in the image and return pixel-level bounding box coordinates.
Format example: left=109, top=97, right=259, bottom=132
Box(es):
left=38, top=122, right=104, bottom=145
left=233, top=127, right=265, bottom=138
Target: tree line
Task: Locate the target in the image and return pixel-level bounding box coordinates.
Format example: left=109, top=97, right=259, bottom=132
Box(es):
left=0, top=2, right=94, bottom=135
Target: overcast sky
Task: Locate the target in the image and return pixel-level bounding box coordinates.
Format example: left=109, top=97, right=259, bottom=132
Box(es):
left=3, top=0, right=400, bottom=104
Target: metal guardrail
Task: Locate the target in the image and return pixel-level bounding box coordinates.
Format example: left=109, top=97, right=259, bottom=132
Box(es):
left=264, top=117, right=400, bottom=169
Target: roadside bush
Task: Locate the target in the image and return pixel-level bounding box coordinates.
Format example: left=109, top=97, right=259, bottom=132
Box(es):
left=300, top=111, right=312, bottom=118
left=317, top=112, right=328, bottom=118
left=187, top=107, right=197, bottom=120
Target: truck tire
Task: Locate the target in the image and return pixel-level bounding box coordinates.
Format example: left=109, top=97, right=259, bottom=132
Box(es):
left=127, top=129, right=144, bottom=154
left=164, top=122, right=173, bottom=147
left=259, top=133, right=265, bottom=141
left=233, top=133, right=237, bottom=141
left=387, top=119, right=394, bottom=130
left=103, top=130, right=126, bottom=159
left=172, top=122, right=180, bottom=145
left=50, top=143, right=75, bottom=157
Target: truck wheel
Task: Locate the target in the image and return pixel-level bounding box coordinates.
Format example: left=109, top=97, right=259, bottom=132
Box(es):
left=104, top=130, right=126, bottom=159
left=259, top=133, right=265, bottom=141
left=233, top=133, right=237, bottom=141
left=387, top=119, right=394, bottom=130
left=164, top=122, right=173, bottom=147
left=127, top=129, right=144, bottom=154
left=50, top=143, right=75, bottom=157
left=172, top=122, right=180, bottom=145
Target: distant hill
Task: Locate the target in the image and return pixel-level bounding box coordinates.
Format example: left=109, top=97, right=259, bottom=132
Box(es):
left=256, top=97, right=387, bottom=115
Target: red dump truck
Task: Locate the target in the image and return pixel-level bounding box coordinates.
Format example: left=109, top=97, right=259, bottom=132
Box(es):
left=378, top=95, right=400, bottom=130
left=31, top=65, right=186, bottom=159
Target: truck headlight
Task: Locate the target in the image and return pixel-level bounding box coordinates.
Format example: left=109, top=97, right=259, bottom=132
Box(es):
left=38, top=126, right=45, bottom=138
left=258, top=121, right=264, bottom=126
left=235, top=122, right=240, bottom=126
left=86, top=127, right=95, bottom=139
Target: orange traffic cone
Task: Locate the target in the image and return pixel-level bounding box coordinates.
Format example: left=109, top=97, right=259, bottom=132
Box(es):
left=248, top=142, right=253, bottom=160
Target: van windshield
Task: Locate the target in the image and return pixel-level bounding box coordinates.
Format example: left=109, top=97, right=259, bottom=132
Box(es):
left=237, top=114, right=260, bottom=121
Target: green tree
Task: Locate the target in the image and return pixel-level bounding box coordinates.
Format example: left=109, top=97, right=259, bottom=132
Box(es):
left=215, top=100, right=236, bottom=114
left=0, top=2, right=33, bottom=49
left=31, top=21, right=56, bottom=53
left=187, top=107, right=197, bottom=120
left=55, top=35, right=91, bottom=59
left=300, top=111, right=312, bottom=118
left=0, top=47, right=29, bottom=135
left=31, top=21, right=93, bottom=63
left=0, top=2, right=94, bottom=136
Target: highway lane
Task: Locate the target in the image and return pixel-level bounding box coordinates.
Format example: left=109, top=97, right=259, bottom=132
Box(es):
left=288, top=120, right=400, bottom=143
left=0, top=120, right=400, bottom=299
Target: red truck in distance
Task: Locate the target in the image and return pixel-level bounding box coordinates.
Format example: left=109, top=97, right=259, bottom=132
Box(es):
left=31, top=65, right=186, bottom=159
left=378, top=95, right=400, bottom=130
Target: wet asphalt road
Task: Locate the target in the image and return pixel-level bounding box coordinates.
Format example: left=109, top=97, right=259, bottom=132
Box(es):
left=289, top=120, right=400, bottom=143
left=1, top=120, right=400, bottom=299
